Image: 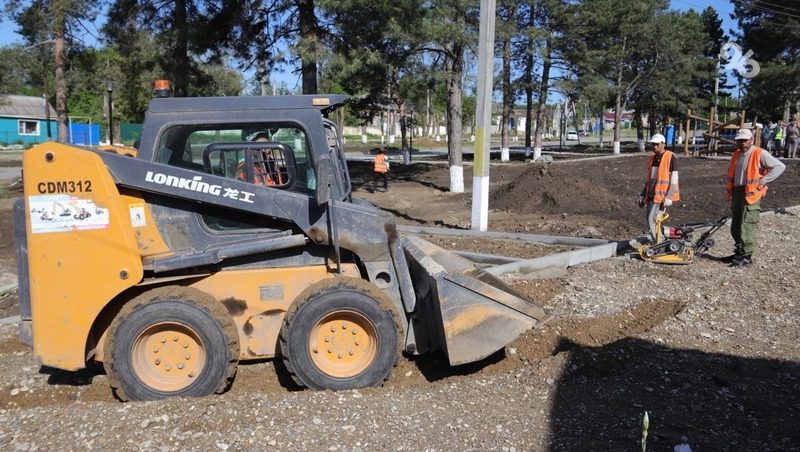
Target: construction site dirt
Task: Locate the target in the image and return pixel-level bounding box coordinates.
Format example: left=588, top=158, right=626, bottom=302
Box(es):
left=0, top=149, right=798, bottom=451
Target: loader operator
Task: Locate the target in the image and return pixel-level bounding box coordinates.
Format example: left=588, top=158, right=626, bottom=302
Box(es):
left=726, top=128, right=785, bottom=267
left=235, top=133, right=282, bottom=186
left=639, top=133, right=680, bottom=242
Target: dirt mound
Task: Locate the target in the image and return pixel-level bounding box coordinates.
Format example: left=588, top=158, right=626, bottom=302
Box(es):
left=490, top=162, right=631, bottom=216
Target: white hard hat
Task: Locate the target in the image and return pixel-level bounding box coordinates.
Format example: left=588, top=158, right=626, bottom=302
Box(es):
left=649, top=134, right=666, bottom=144
left=734, top=128, right=753, bottom=140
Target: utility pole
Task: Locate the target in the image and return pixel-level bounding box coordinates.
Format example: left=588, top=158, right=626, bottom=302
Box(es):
left=471, top=0, right=496, bottom=232
left=713, top=53, right=720, bottom=125
left=106, top=79, right=114, bottom=145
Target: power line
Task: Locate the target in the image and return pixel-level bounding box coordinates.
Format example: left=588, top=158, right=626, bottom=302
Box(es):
left=731, top=0, right=800, bottom=20
left=749, top=0, right=800, bottom=15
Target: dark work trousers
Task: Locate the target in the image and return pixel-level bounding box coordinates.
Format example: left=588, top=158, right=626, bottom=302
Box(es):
left=730, top=186, right=761, bottom=258
left=373, top=172, right=388, bottom=191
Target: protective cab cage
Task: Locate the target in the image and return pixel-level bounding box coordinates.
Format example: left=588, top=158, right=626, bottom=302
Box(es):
left=202, top=142, right=297, bottom=190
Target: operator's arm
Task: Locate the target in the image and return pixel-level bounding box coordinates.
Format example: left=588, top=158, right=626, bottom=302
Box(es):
left=759, top=152, right=786, bottom=185
left=665, top=157, right=678, bottom=199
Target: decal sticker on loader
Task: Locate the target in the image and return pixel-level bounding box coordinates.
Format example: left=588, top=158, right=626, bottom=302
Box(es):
left=129, top=204, right=146, bottom=227
left=28, top=194, right=109, bottom=234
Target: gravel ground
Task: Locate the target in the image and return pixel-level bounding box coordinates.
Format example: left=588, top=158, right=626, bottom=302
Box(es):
left=1, top=207, right=797, bottom=451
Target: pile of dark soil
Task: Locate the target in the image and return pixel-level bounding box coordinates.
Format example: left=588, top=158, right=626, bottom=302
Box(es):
left=489, top=156, right=800, bottom=230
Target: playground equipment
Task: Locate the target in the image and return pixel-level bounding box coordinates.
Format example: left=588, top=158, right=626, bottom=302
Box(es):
left=683, top=109, right=761, bottom=156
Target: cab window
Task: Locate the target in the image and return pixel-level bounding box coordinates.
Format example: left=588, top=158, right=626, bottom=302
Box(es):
left=156, top=123, right=316, bottom=194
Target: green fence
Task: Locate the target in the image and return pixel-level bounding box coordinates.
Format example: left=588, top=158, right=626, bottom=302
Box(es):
left=121, top=122, right=143, bottom=146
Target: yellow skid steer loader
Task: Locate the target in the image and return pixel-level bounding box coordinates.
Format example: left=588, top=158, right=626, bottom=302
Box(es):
left=14, top=95, right=549, bottom=401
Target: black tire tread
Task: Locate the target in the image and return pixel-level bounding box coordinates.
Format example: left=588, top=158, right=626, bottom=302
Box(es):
left=279, top=277, right=402, bottom=389
left=103, top=286, right=240, bottom=401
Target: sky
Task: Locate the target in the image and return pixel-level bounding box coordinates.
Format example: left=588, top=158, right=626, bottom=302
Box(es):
left=0, top=1, right=738, bottom=92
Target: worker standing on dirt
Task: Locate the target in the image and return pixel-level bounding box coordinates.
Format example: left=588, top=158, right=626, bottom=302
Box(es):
left=726, top=128, right=785, bottom=267
left=639, top=133, right=680, bottom=242
left=773, top=121, right=784, bottom=157
left=785, top=119, right=799, bottom=159
left=373, top=147, right=390, bottom=192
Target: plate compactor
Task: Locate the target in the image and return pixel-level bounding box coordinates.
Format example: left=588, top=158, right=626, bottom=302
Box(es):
left=636, top=212, right=728, bottom=264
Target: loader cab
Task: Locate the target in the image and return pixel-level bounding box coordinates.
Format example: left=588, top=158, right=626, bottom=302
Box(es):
left=140, top=95, right=352, bottom=202
left=155, top=123, right=315, bottom=195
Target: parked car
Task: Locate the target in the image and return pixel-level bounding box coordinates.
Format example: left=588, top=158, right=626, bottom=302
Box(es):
left=578, top=129, right=589, bottom=136
left=566, top=130, right=579, bottom=141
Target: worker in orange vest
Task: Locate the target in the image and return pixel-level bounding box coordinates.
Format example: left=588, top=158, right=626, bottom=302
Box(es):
left=373, top=147, right=390, bottom=192
left=726, top=128, right=785, bottom=267
left=639, top=133, right=680, bottom=242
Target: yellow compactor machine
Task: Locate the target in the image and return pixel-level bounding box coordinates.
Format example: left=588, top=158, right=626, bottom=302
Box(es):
left=13, top=95, right=548, bottom=401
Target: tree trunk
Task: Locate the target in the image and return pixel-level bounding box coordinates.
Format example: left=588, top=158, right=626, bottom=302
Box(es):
left=635, top=109, right=644, bottom=151
left=649, top=107, right=657, bottom=137
left=613, top=88, right=622, bottom=154
left=523, top=6, right=534, bottom=158
left=783, top=99, right=791, bottom=124
left=500, top=13, right=513, bottom=162
left=258, top=59, right=269, bottom=95
left=399, top=101, right=407, bottom=150
left=297, top=0, right=318, bottom=94
left=445, top=35, right=465, bottom=193
left=174, top=0, right=188, bottom=97
left=533, top=35, right=552, bottom=161
left=54, top=2, right=68, bottom=143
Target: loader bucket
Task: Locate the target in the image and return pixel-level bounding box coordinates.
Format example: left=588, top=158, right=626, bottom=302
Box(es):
left=400, top=235, right=550, bottom=366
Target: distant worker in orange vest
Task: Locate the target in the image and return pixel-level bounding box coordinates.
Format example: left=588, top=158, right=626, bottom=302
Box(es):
left=639, top=133, right=680, bottom=242
left=726, top=128, right=785, bottom=267
left=373, top=147, right=390, bottom=192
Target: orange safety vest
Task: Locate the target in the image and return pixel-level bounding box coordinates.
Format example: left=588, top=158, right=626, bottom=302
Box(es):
left=645, top=150, right=680, bottom=203
left=727, top=147, right=768, bottom=204
left=374, top=153, right=389, bottom=173
left=235, top=161, right=276, bottom=186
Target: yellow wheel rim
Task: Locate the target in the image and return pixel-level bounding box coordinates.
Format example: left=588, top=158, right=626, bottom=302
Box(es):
left=308, top=310, right=378, bottom=378
left=131, top=322, right=206, bottom=393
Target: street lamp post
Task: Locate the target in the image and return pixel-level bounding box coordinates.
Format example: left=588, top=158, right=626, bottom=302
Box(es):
left=106, top=79, right=113, bottom=145
left=674, top=88, right=680, bottom=146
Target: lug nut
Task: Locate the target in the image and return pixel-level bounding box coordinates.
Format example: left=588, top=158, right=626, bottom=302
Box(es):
left=153, top=346, right=159, bottom=353
left=337, top=353, right=343, bottom=359
left=330, top=326, right=337, bottom=332
left=352, top=329, right=358, bottom=335
left=327, top=348, right=333, bottom=354
left=154, top=359, right=161, bottom=365
left=184, top=353, right=191, bottom=360
left=177, top=363, right=184, bottom=370
left=160, top=337, right=166, bottom=343
left=165, top=364, right=171, bottom=371
left=324, top=336, right=331, bottom=342
left=183, top=342, right=189, bottom=348
left=342, top=323, right=347, bottom=329
left=173, top=336, right=178, bottom=342
left=348, top=349, right=354, bottom=356
left=355, top=341, right=360, bottom=346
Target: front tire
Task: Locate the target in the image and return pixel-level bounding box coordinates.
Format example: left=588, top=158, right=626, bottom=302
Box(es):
left=280, top=278, right=402, bottom=390
left=104, top=287, right=239, bottom=401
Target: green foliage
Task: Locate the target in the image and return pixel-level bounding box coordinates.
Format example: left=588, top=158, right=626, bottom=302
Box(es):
left=0, top=46, right=40, bottom=95
left=4, top=0, right=796, bottom=142
left=734, top=0, right=800, bottom=119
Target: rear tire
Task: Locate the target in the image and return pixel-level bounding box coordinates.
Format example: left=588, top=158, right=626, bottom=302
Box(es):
left=104, top=287, right=239, bottom=401
left=280, top=278, right=402, bottom=390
